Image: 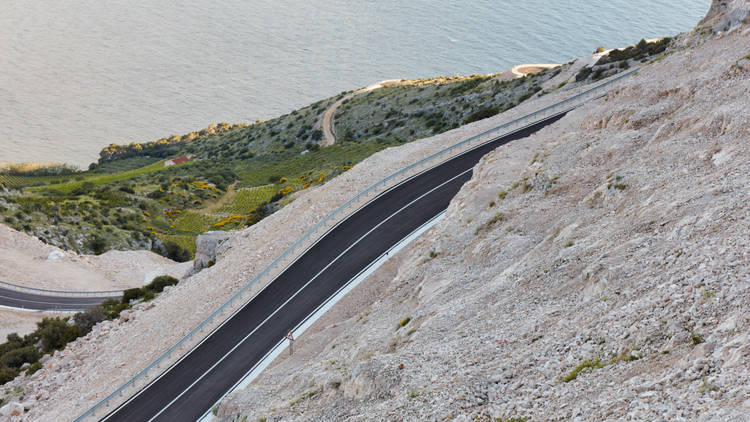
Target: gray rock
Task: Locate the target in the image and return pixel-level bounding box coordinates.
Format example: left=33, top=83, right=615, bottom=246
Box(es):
left=193, top=231, right=231, bottom=271
left=737, top=58, right=750, bottom=71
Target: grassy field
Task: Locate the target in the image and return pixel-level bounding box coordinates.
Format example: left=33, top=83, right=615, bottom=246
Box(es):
left=173, top=212, right=220, bottom=234
left=218, top=185, right=277, bottom=214
left=32, top=160, right=173, bottom=193
left=155, top=233, right=198, bottom=255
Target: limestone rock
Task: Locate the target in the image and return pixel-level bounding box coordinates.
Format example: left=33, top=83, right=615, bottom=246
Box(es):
left=193, top=231, right=231, bottom=271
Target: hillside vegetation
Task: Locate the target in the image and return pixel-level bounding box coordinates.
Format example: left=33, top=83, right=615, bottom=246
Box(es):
left=0, top=67, right=572, bottom=259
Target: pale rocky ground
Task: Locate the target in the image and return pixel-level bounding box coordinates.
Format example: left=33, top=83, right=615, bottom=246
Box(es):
left=215, top=3, right=750, bottom=422
left=0, top=223, right=192, bottom=338
left=2, top=1, right=749, bottom=420
left=0, top=224, right=191, bottom=292
left=0, top=310, right=68, bottom=343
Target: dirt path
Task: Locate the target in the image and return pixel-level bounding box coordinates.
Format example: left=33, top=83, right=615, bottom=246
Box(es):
left=319, top=80, right=400, bottom=146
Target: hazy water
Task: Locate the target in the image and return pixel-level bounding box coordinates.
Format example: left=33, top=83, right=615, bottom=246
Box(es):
left=0, top=0, right=709, bottom=168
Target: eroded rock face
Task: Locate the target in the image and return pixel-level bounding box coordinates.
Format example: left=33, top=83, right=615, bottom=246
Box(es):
left=193, top=231, right=231, bottom=271
left=698, top=0, right=750, bottom=33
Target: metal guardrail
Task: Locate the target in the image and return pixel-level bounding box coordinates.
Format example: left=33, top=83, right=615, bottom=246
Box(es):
left=75, top=67, right=638, bottom=421
left=0, top=280, right=123, bottom=298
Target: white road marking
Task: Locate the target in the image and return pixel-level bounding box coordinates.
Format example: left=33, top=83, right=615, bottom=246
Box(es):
left=146, top=168, right=471, bottom=421
left=101, top=110, right=571, bottom=421
left=196, top=209, right=446, bottom=422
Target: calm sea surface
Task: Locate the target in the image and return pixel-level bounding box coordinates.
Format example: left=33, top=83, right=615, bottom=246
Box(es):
left=0, top=0, right=709, bottom=167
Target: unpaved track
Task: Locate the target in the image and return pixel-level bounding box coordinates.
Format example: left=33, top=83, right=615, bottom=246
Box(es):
left=320, top=80, right=400, bottom=146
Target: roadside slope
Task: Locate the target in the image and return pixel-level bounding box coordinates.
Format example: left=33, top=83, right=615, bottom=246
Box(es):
left=0, top=52, right=624, bottom=420
left=216, top=4, right=750, bottom=421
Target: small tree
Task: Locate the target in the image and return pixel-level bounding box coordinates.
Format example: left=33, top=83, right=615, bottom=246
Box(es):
left=34, top=318, right=79, bottom=354
left=164, top=241, right=191, bottom=262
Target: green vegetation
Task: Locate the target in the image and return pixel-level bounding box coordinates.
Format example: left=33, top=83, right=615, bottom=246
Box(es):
left=577, top=38, right=672, bottom=83
left=607, top=174, right=628, bottom=191
left=475, top=212, right=506, bottom=235
left=561, top=357, right=607, bottom=382
left=218, top=185, right=276, bottom=214
left=0, top=276, right=180, bottom=386
left=334, top=69, right=562, bottom=146
left=0, top=64, right=591, bottom=260
left=690, top=332, right=705, bottom=346
left=122, top=275, right=179, bottom=303
left=597, top=38, right=672, bottom=65
left=561, top=350, right=642, bottom=382
left=398, top=317, right=411, bottom=328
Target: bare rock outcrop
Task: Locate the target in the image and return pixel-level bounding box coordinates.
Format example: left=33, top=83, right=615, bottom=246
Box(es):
left=193, top=231, right=231, bottom=271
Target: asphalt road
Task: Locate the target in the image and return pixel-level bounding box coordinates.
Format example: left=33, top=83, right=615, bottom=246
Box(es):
left=0, top=287, right=116, bottom=312
left=101, top=112, right=567, bottom=422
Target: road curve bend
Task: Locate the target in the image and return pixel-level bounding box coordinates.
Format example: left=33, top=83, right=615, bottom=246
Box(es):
left=0, top=287, right=117, bottom=312
left=98, top=111, right=567, bottom=422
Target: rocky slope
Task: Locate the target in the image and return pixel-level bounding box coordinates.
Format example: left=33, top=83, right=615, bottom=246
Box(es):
left=3, top=1, right=749, bottom=420
left=0, top=224, right=191, bottom=293
left=0, top=58, right=621, bottom=420
left=0, top=224, right=191, bottom=340
left=214, top=3, right=750, bottom=421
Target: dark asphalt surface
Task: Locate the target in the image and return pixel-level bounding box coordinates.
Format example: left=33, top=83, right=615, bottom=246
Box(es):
left=0, top=287, right=116, bottom=312
left=102, top=112, right=567, bottom=422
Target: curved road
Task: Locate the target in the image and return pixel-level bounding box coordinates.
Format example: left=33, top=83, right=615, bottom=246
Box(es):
left=0, top=287, right=116, bottom=312
left=98, top=112, right=567, bottom=421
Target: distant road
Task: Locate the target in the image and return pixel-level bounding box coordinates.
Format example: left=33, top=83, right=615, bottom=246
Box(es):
left=0, top=287, right=116, bottom=312
left=100, top=112, right=568, bottom=422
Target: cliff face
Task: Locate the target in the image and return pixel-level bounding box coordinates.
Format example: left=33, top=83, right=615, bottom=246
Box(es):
left=699, top=0, right=750, bottom=32
left=216, top=3, right=750, bottom=421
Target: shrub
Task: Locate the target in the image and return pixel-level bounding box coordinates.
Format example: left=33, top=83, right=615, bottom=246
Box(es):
left=25, top=361, right=43, bottom=376
left=310, top=129, right=323, bottom=141
left=0, top=370, right=18, bottom=384
left=34, top=317, right=79, bottom=354
left=690, top=332, right=705, bottom=346
left=71, top=181, right=95, bottom=196
left=463, top=106, right=500, bottom=125
left=89, top=236, right=107, bottom=255
left=0, top=346, right=39, bottom=369
left=146, top=275, right=179, bottom=293
left=74, top=306, right=106, bottom=335
left=164, top=241, right=191, bottom=262
left=561, top=357, right=606, bottom=382
left=122, top=288, right=145, bottom=304
left=101, top=298, right=129, bottom=319
left=575, top=67, right=592, bottom=82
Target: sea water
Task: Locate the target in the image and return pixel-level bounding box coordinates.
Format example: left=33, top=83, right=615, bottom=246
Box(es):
left=0, top=0, right=709, bottom=167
